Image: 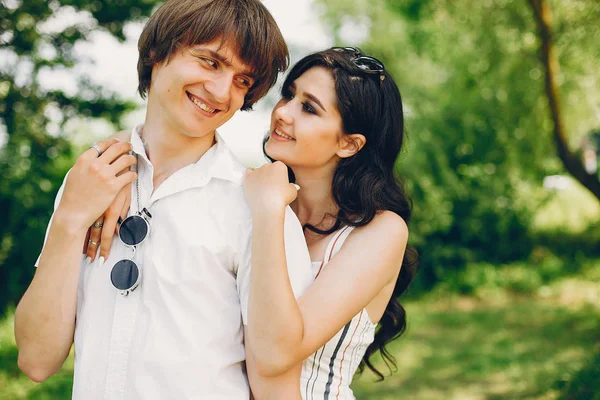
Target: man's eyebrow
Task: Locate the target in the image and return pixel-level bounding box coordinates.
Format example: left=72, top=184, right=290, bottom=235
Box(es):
left=192, top=48, right=256, bottom=80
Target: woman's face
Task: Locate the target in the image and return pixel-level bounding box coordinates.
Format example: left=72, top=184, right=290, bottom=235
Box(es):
left=265, top=66, right=345, bottom=169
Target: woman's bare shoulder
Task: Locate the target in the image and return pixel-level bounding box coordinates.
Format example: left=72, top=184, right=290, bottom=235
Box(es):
left=354, top=210, right=408, bottom=243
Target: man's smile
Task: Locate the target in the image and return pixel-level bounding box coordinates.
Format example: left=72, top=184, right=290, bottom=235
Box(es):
left=187, top=92, right=221, bottom=115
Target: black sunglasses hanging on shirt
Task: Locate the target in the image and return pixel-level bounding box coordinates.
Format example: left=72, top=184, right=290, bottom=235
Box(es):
left=110, top=153, right=152, bottom=296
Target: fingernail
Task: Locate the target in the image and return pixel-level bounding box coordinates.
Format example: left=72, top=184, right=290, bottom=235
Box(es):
left=85, top=256, right=92, bottom=265
left=293, top=184, right=301, bottom=190
left=98, top=257, right=105, bottom=267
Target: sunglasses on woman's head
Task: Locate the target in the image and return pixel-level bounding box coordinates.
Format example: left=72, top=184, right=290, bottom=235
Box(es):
left=331, top=47, right=386, bottom=83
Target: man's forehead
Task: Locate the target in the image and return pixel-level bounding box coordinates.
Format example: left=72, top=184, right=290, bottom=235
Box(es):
left=189, top=39, right=255, bottom=76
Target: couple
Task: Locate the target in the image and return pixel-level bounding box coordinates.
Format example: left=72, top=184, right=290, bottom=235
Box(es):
left=14, top=0, right=417, bottom=399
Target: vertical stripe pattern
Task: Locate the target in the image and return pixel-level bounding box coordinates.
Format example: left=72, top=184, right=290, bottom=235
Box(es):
left=335, top=311, right=364, bottom=400
left=300, top=226, right=377, bottom=400
left=323, top=322, right=351, bottom=399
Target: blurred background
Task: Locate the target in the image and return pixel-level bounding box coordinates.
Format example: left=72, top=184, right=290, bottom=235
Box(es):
left=1, top=0, right=599, bottom=399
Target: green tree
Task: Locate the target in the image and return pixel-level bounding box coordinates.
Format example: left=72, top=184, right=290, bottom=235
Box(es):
left=317, top=0, right=600, bottom=285
left=0, top=0, right=161, bottom=313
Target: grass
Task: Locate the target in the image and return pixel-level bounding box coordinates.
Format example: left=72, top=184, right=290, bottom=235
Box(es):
left=1, top=264, right=598, bottom=399
left=350, top=264, right=600, bottom=400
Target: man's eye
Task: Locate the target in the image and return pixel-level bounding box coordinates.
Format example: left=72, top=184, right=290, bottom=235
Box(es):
left=202, top=58, right=217, bottom=68
left=237, top=77, right=252, bottom=88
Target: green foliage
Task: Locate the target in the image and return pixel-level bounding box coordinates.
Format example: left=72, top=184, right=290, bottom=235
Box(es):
left=533, top=177, right=600, bottom=233
left=318, top=0, right=600, bottom=286
left=0, top=0, right=161, bottom=312
left=430, top=253, right=597, bottom=297
left=555, top=347, right=600, bottom=400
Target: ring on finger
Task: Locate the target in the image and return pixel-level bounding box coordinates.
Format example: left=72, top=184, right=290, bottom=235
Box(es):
left=88, top=239, right=100, bottom=246
left=90, top=143, right=102, bottom=157
left=93, top=221, right=104, bottom=229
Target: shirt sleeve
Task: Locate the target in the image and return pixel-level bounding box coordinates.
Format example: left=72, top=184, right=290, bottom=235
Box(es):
left=237, top=205, right=313, bottom=325
left=34, top=171, right=69, bottom=267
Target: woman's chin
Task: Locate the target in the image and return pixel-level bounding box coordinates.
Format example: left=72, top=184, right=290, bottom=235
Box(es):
left=265, top=143, right=283, bottom=160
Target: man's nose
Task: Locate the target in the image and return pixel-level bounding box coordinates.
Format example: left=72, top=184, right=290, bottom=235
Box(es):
left=205, top=72, right=233, bottom=104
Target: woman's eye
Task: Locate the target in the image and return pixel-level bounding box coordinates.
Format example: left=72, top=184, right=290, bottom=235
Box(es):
left=302, top=102, right=316, bottom=114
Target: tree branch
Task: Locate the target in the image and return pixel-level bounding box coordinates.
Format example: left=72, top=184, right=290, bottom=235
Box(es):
left=528, top=0, right=600, bottom=201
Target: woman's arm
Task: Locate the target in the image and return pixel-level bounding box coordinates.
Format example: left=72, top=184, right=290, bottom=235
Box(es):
left=244, top=163, right=408, bottom=376
left=244, top=327, right=302, bottom=400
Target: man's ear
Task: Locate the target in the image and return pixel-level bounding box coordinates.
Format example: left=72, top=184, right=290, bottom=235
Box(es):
left=337, top=133, right=366, bottom=159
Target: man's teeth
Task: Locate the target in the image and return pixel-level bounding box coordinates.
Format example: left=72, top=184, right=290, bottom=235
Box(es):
left=190, top=96, right=217, bottom=113
left=275, top=128, right=294, bottom=140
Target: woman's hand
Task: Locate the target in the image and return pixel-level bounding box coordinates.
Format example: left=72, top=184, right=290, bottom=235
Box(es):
left=243, top=161, right=299, bottom=217
left=56, top=139, right=137, bottom=240
left=82, top=130, right=134, bottom=262
left=83, top=184, right=131, bottom=263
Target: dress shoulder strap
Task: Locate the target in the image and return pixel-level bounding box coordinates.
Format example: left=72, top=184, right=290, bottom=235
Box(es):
left=327, top=225, right=355, bottom=261
left=315, top=225, right=354, bottom=279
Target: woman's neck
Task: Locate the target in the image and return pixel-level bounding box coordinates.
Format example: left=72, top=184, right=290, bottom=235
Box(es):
left=291, top=168, right=338, bottom=230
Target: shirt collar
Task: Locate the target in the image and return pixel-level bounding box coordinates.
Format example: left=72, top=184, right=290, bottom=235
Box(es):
left=130, top=125, right=244, bottom=186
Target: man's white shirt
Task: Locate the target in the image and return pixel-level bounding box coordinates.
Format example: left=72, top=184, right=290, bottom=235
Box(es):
left=37, top=126, right=313, bottom=399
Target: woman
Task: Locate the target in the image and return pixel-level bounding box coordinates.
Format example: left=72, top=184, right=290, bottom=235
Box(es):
left=243, top=47, right=417, bottom=399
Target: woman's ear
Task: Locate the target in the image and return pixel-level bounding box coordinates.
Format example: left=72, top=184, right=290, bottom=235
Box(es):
left=337, top=134, right=366, bottom=158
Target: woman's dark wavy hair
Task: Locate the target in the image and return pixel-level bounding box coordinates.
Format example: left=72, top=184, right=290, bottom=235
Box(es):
left=265, top=48, right=419, bottom=380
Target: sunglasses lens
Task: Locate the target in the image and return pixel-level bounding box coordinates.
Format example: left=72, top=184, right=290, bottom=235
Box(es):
left=119, top=215, right=149, bottom=246
left=111, top=259, right=140, bottom=291
left=355, top=57, right=384, bottom=73
left=334, top=46, right=360, bottom=55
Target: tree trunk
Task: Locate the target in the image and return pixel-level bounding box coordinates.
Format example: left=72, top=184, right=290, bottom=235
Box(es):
left=528, top=0, right=600, bottom=201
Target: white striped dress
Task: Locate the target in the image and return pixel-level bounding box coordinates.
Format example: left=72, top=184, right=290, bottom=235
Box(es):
left=300, top=226, right=377, bottom=400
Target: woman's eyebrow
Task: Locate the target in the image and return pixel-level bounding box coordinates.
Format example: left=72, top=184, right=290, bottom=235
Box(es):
left=304, top=92, right=326, bottom=112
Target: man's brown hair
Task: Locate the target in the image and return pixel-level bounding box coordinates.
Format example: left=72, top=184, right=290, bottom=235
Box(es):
left=137, top=0, right=289, bottom=111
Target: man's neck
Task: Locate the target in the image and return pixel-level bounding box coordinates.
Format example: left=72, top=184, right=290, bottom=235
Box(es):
left=141, top=117, right=216, bottom=189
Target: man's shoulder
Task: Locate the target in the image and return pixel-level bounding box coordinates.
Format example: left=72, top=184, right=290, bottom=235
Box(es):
left=209, top=136, right=248, bottom=186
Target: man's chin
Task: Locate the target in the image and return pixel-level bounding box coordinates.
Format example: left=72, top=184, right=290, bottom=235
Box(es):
left=183, top=129, right=217, bottom=140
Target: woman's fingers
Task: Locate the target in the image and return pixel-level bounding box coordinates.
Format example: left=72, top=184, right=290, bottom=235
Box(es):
left=109, top=154, right=137, bottom=176
left=118, top=197, right=130, bottom=233
left=115, top=170, right=137, bottom=188
left=99, top=141, right=133, bottom=165
left=86, top=216, right=105, bottom=261
left=81, top=138, right=119, bottom=161
left=83, top=227, right=91, bottom=254
left=99, top=185, right=131, bottom=262
left=109, top=130, right=132, bottom=142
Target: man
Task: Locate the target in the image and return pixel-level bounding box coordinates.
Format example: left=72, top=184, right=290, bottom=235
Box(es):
left=14, top=1, right=312, bottom=398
